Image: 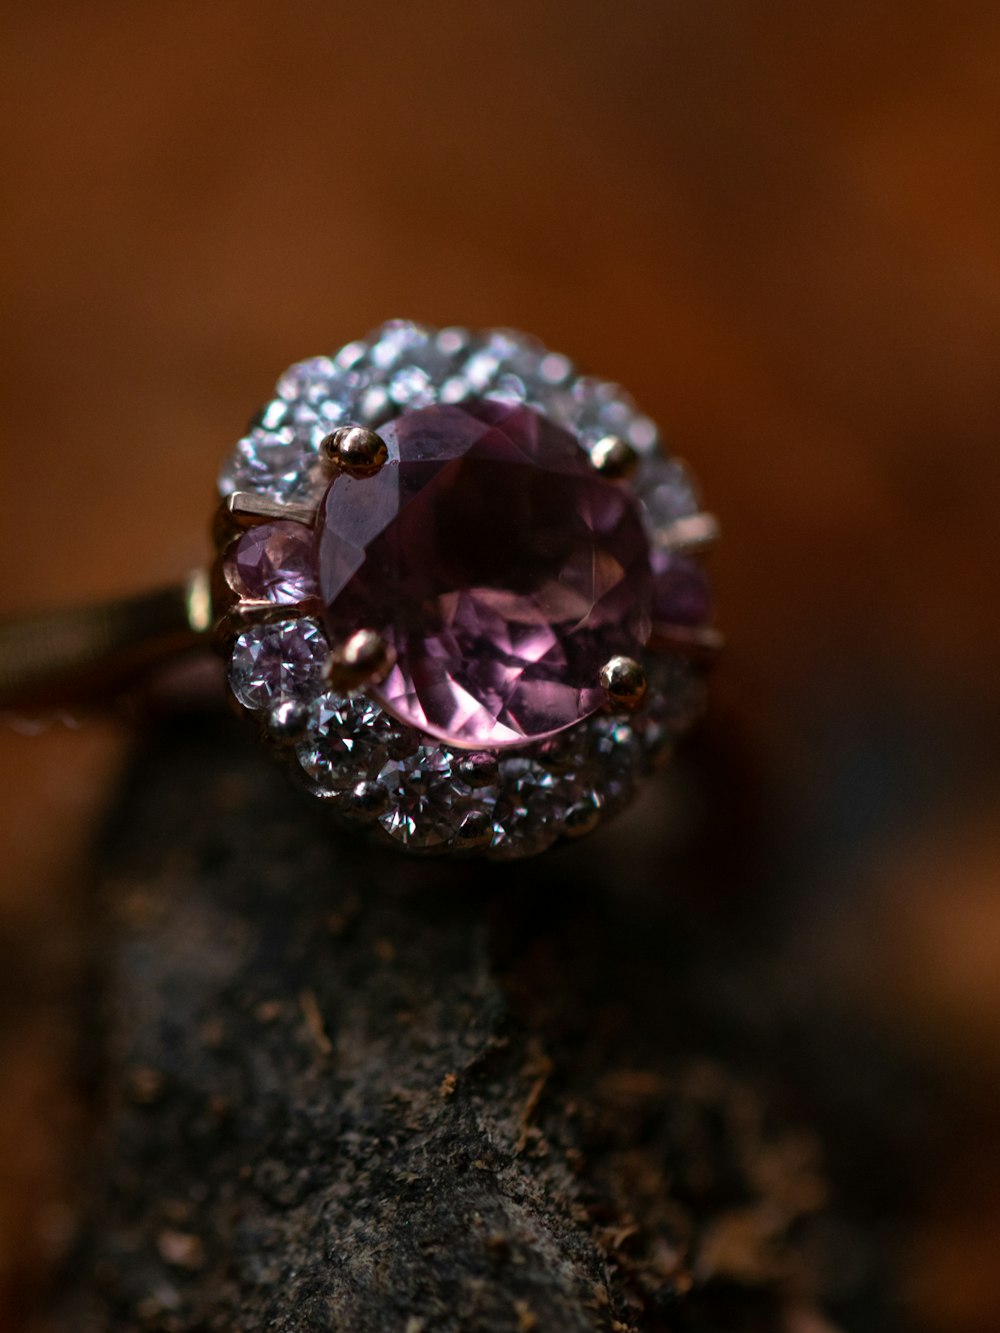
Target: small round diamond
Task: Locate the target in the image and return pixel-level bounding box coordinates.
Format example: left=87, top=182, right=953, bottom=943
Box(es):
left=296, top=693, right=396, bottom=794
left=635, top=659, right=707, bottom=765
left=588, top=715, right=644, bottom=812
left=378, top=746, right=482, bottom=850
left=634, top=455, right=700, bottom=532
left=277, top=355, right=340, bottom=402
left=459, top=329, right=545, bottom=399
left=219, top=426, right=320, bottom=502
left=547, top=376, right=654, bottom=453
left=219, top=325, right=675, bottom=509
left=228, top=619, right=328, bottom=711
left=491, top=757, right=564, bottom=859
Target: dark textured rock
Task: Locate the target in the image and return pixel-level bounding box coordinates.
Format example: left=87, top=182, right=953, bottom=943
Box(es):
left=53, top=712, right=893, bottom=1332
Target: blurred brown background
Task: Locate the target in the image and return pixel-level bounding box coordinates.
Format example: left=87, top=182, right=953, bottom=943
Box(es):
left=0, top=2, right=998, bottom=1329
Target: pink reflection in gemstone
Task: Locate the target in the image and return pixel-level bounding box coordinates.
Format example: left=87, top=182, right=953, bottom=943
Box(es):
left=316, top=399, right=653, bottom=748
left=226, top=520, right=317, bottom=604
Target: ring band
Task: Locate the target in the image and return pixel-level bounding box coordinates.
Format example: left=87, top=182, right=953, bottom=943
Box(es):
left=0, top=574, right=210, bottom=712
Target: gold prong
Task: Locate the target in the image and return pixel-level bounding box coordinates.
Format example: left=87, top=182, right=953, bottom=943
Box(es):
left=599, top=655, right=648, bottom=710
left=562, top=798, right=603, bottom=839
left=212, top=600, right=313, bottom=648
left=653, top=512, right=720, bottom=553
left=267, top=698, right=311, bottom=745
left=647, top=624, right=724, bottom=660
left=590, top=435, right=639, bottom=480
left=320, top=426, right=389, bottom=479
left=453, top=808, right=494, bottom=851
left=456, top=752, right=500, bottom=788
left=343, top=780, right=390, bottom=823
left=224, top=492, right=318, bottom=528
left=325, top=629, right=395, bottom=692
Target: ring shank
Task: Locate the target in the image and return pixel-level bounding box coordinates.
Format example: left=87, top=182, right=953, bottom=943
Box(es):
left=0, top=571, right=212, bottom=711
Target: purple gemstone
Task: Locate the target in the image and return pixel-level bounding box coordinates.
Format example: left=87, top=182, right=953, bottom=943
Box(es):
left=650, top=550, right=711, bottom=627
left=316, top=399, right=653, bottom=748
left=226, top=520, right=317, bottom=604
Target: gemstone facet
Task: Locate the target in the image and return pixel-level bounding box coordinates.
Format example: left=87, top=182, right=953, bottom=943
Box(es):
left=316, top=399, right=654, bottom=749
left=226, top=521, right=318, bottom=604
left=218, top=325, right=716, bottom=859
left=228, top=618, right=328, bottom=710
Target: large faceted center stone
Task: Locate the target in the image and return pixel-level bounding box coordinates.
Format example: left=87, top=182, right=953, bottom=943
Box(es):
left=317, top=399, right=652, bottom=748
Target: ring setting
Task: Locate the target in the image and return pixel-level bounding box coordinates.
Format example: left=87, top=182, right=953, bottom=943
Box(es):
left=215, top=321, right=719, bottom=857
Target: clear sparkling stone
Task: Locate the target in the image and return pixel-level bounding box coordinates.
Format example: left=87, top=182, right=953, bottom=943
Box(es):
left=277, top=355, right=337, bottom=400
left=459, top=329, right=544, bottom=397
left=219, top=324, right=671, bottom=508
left=378, top=746, right=480, bottom=849
left=588, top=715, right=644, bottom=812
left=548, top=377, right=641, bottom=449
left=435, top=327, right=471, bottom=358
left=388, top=364, right=435, bottom=408
left=253, top=398, right=293, bottom=431
left=538, top=351, right=574, bottom=385
left=634, top=455, right=701, bottom=532
left=296, top=692, right=396, bottom=793
left=219, top=426, right=320, bottom=502
left=635, top=659, right=706, bottom=764
left=490, top=756, right=565, bottom=860
left=369, top=319, right=433, bottom=370
left=489, top=820, right=557, bottom=861
left=228, top=619, right=328, bottom=710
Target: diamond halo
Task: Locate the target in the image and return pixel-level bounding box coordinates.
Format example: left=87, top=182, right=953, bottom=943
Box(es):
left=217, top=322, right=716, bottom=857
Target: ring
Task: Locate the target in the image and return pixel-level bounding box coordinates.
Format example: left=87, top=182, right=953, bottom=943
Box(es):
left=1, top=321, right=720, bottom=858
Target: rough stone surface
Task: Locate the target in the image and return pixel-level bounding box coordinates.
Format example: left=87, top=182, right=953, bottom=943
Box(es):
left=317, top=399, right=653, bottom=749
left=50, top=714, right=901, bottom=1332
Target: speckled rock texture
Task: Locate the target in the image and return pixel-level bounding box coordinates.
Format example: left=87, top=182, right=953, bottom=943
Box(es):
left=54, top=714, right=902, bottom=1332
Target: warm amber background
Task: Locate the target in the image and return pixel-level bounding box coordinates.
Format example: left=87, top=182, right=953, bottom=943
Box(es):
left=1, top=3, right=999, bottom=1329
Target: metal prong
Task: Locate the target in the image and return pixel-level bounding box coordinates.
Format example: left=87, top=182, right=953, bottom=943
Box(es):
left=647, top=624, right=724, bottom=660
left=653, top=512, right=720, bottom=554
left=599, top=655, right=648, bottom=710
left=343, top=780, right=390, bottom=823
left=320, top=426, right=389, bottom=479
left=224, top=492, right=318, bottom=528
left=325, top=629, right=395, bottom=692
left=590, top=435, right=639, bottom=480
left=562, top=796, right=603, bottom=839
left=456, top=752, right=500, bottom=788
left=212, top=600, right=311, bottom=648
left=267, top=698, right=310, bottom=745
left=453, top=808, right=494, bottom=852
